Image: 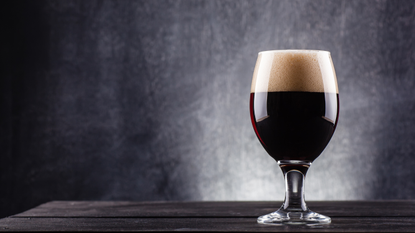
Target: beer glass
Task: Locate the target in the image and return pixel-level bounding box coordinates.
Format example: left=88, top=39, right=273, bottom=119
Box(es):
left=249, top=50, right=339, bottom=225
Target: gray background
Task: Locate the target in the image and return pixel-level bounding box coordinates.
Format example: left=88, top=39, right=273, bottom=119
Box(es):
left=1, top=0, right=415, bottom=218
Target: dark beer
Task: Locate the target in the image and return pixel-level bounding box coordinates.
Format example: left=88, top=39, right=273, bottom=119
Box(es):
left=251, top=50, right=338, bottom=224
left=250, top=91, right=339, bottom=162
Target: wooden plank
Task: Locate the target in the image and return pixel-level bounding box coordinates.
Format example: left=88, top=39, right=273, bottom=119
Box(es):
left=2, top=217, right=415, bottom=232
left=13, top=201, right=415, bottom=218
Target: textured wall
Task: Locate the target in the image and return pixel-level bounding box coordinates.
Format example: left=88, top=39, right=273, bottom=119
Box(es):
left=1, top=0, right=415, bottom=218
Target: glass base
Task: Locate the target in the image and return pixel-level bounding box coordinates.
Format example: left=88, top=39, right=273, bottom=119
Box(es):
left=257, top=208, right=331, bottom=225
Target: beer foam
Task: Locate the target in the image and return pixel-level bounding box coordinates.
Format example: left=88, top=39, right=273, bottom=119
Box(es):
left=251, top=50, right=338, bottom=93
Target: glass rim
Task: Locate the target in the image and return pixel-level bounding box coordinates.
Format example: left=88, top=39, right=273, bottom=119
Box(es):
left=258, top=49, right=330, bottom=54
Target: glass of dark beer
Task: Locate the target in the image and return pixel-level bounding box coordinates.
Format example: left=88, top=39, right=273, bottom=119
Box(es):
left=250, top=50, right=339, bottom=225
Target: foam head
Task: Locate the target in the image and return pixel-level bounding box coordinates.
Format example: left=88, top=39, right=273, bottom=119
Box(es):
left=251, top=50, right=338, bottom=93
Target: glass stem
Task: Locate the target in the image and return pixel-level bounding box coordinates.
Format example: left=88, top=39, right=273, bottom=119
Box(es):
left=279, top=161, right=311, bottom=212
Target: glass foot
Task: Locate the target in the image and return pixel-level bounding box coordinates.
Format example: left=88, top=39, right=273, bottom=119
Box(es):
left=257, top=208, right=331, bottom=225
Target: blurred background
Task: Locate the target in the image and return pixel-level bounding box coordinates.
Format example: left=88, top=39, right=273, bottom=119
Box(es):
left=1, top=0, right=415, bottom=218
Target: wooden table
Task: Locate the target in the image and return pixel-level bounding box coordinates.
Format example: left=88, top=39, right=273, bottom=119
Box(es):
left=1, top=201, right=415, bottom=231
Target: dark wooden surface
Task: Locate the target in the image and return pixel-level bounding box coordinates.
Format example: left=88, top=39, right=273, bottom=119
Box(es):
left=2, top=201, right=415, bottom=231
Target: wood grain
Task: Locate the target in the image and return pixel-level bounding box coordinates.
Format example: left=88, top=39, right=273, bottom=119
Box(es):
left=2, top=217, right=415, bottom=232
left=13, top=201, right=415, bottom=218
left=2, top=201, right=415, bottom=232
